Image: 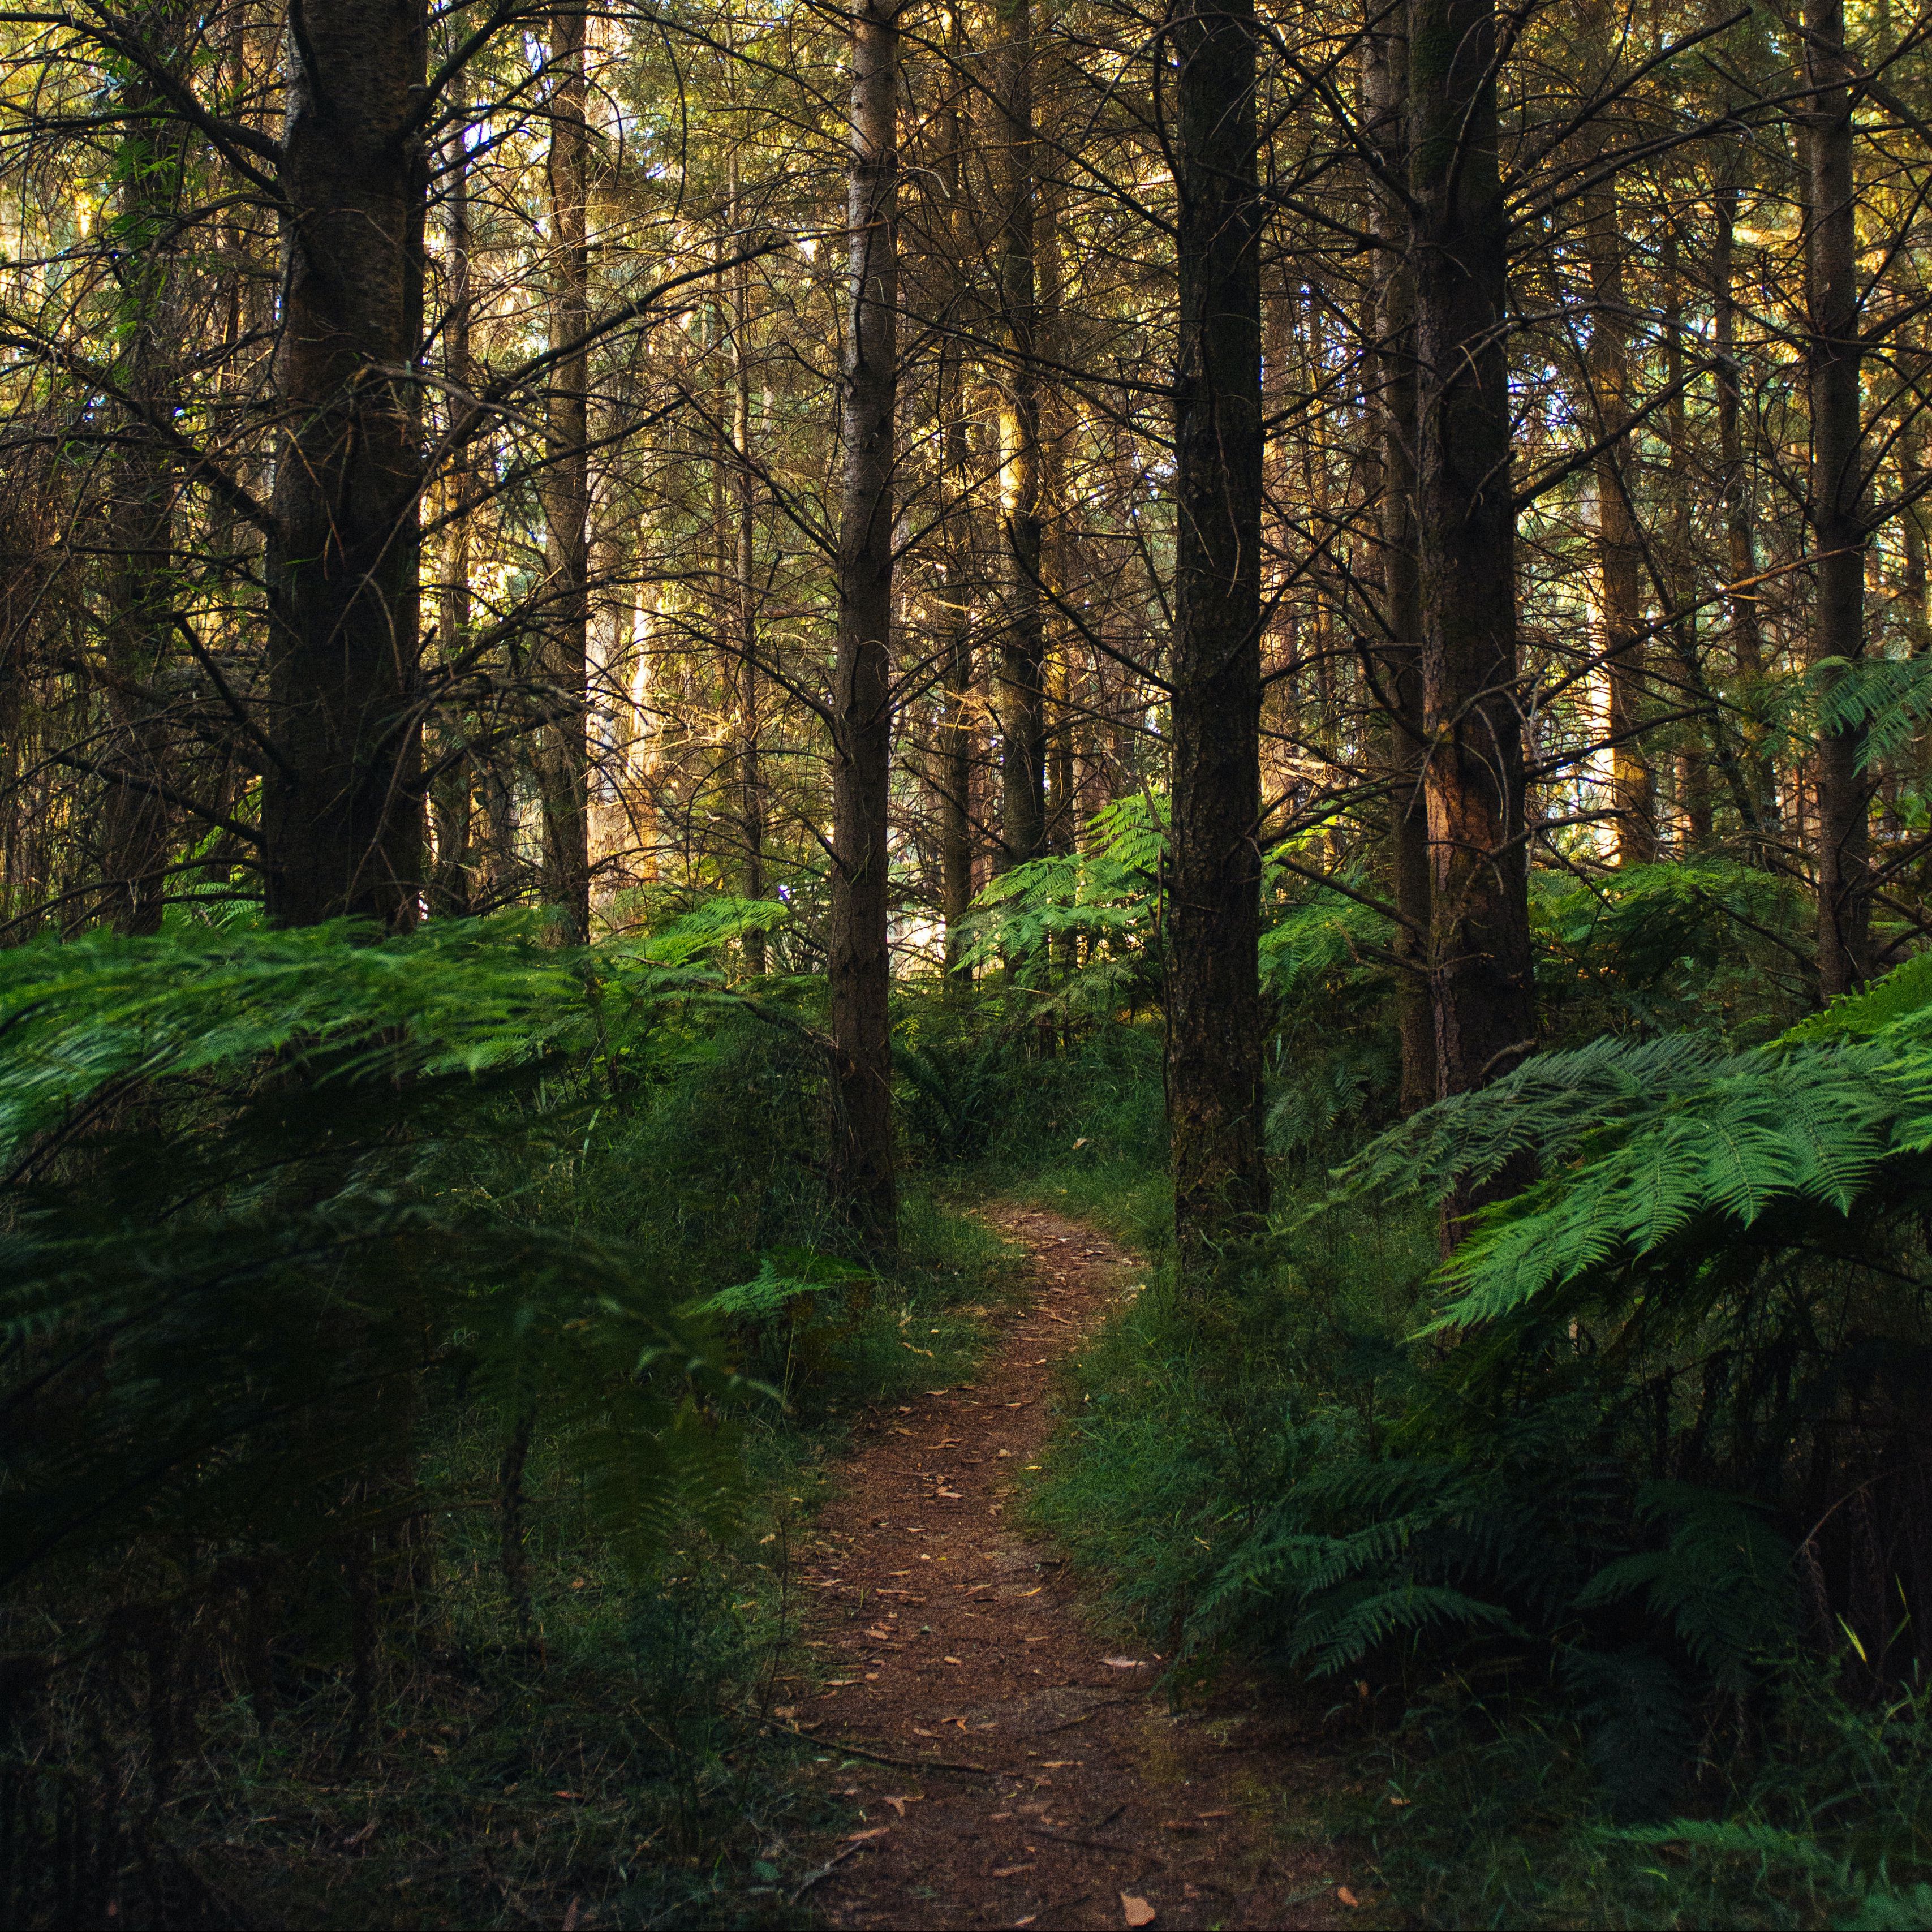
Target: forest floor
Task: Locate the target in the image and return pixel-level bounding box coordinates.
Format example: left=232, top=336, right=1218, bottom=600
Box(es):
left=772, top=1204, right=1363, bottom=1932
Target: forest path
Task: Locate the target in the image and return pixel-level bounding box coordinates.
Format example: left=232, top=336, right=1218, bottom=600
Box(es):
left=776, top=1203, right=1354, bottom=1931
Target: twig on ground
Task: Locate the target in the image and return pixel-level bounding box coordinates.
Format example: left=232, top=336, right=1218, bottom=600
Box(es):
left=771, top=1723, right=1008, bottom=1776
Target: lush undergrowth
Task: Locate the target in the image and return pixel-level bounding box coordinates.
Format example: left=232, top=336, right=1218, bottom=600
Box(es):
left=969, top=850, right=1932, bottom=1929
left=12, top=854, right=1932, bottom=1930
left=0, top=919, right=1023, bottom=1930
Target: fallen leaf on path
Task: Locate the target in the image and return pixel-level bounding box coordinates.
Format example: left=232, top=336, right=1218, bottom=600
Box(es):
left=911, top=1727, right=935, bottom=1737
left=991, top=1864, right=1035, bottom=1878
left=1159, top=1820, right=1200, bottom=1834
left=1337, top=1886, right=1362, bottom=1907
left=1195, top=1809, right=1233, bottom=1819
left=1102, top=1657, right=1147, bottom=1669
left=845, top=1827, right=890, bottom=1844
left=944, top=1656, right=962, bottom=1665
left=881, top=1795, right=918, bottom=1816
left=1121, top=1895, right=1157, bottom=1927
left=936, top=1488, right=963, bottom=1499
left=1012, top=1917, right=1040, bottom=1929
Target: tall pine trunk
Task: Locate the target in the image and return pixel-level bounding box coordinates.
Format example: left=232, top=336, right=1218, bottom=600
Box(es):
left=936, top=24, right=976, bottom=986
left=1364, top=11, right=1434, bottom=1113
left=1806, top=0, right=1870, bottom=998
left=264, top=0, right=428, bottom=927
left=1410, top=0, right=1535, bottom=1109
left=729, top=162, right=767, bottom=970
left=995, top=0, right=1045, bottom=870
left=430, top=89, right=475, bottom=918
left=829, top=0, right=901, bottom=1247
left=101, top=77, right=182, bottom=934
left=1166, top=0, right=1268, bottom=1271
left=1712, top=177, right=1777, bottom=846
left=1582, top=162, right=1655, bottom=864
left=537, top=3, right=591, bottom=940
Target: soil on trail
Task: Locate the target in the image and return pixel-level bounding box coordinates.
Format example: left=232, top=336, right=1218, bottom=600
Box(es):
left=776, top=1204, right=1356, bottom=1931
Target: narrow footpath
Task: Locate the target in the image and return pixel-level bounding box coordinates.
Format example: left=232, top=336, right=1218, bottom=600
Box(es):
left=774, top=1205, right=1358, bottom=1931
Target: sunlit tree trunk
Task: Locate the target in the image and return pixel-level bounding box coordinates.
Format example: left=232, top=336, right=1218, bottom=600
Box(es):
left=994, top=0, right=1045, bottom=871
left=1711, top=177, right=1777, bottom=849
left=430, top=91, right=475, bottom=918
left=1166, top=0, right=1269, bottom=1271
left=729, top=158, right=767, bottom=970
left=829, top=0, right=901, bottom=1246
left=1582, top=158, right=1654, bottom=864
left=1805, top=0, right=1870, bottom=998
left=264, top=0, right=428, bottom=928
left=536, top=2, right=591, bottom=940
left=936, top=22, right=976, bottom=987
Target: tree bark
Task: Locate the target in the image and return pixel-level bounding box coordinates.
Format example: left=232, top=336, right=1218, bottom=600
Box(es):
left=1711, top=177, right=1778, bottom=847
left=263, top=0, right=428, bottom=928
left=1805, top=0, right=1871, bottom=999
left=729, top=160, right=767, bottom=970
left=1364, top=10, right=1434, bottom=1113
left=936, top=23, right=976, bottom=987
left=536, top=2, right=591, bottom=941
left=1582, top=164, right=1655, bottom=865
left=1410, top=0, right=1535, bottom=1109
left=829, top=0, right=901, bottom=1247
left=1165, top=0, right=1269, bottom=1271
left=995, top=0, right=1045, bottom=871
left=100, top=78, right=182, bottom=935
left=430, top=90, right=474, bottom=918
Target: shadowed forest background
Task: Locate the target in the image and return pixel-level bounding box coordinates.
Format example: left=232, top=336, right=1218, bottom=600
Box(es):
left=3, top=0, right=1932, bottom=1917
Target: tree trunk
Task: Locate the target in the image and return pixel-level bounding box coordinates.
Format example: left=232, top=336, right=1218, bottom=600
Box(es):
left=1806, top=0, right=1870, bottom=999
left=1410, top=0, right=1535, bottom=1110
left=430, top=91, right=474, bottom=919
left=1166, top=0, right=1269, bottom=1271
left=730, top=161, right=767, bottom=970
left=1364, top=9, right=1434, bottom=1113
left=1582, top=164, right=1655, bottom=865
left=936, top=26, right=976, bottom=987
left=100, top=79, right=182, bottom=935
left=995, top=0, right=1045, bottom=872
left=263, top=0, right=428, bottom=928
left=1712, top=177, right=1778, bottom=848
left=537, top=2, right=591, bottom=941
left=829, top=0, right=901, bottom=1247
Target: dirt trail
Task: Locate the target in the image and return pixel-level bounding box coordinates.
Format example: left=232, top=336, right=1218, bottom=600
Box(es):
left=776, top=1204, right=1355, bottom=1931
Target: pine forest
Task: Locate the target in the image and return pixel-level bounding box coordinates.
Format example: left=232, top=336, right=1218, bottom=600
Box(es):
left=3, top=0, right=1932, bottom=1919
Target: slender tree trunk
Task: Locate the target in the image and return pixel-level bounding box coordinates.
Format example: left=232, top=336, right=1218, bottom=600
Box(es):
left=1661, top=220, right=1712, bottom=848
left=537, top=2, right=591, bottom=940
left=936, top=28, right=976, bottom=986
left=264, top=0, right=428, bottom=928
left=1364, top=11, right=1434, bottom=1113
left=829, top=0, right=901, bottom=1247
left=1583, top=165, right=1655, bottom=864
left=431, top=93, right=475, bottom=918
left=1410, top=0, right=1535, bottom=1110
left=100, top=80, right=181, bottom=934
left=729, top=163, right=767, bottom=969
left=1166, top=0, right=1269, bottom=1271
left=1806, top=0, right=1870, bottom=998
left=1712, top=178, right=1777, bottom=847
left=994, top=0, right=1045, bottom=871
